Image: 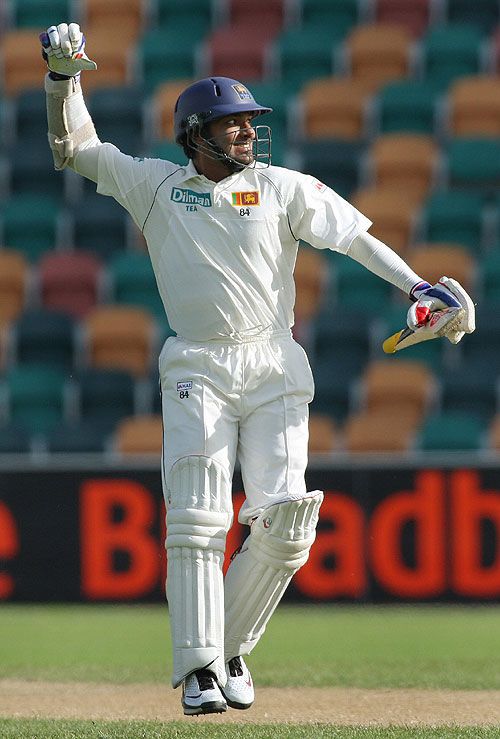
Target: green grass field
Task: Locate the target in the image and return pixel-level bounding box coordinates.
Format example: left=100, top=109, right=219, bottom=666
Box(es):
left=1, top=604, right=500, bottom=738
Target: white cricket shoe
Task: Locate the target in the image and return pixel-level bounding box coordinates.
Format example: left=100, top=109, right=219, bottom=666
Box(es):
left=221, top=656, right=254, bottom=710
left=181, top=669, right=227, bottom=716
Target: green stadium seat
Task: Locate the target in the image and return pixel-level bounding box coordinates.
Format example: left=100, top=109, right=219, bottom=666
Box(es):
left=301, top=0, right=361, bottom=28
left=44, top=418, right=112, bottom=453
left=12, top=0, right=71, bottom=28
left=417, top=411, right=486, bottom=450
left=446, top=0, right=499, bottom=31
left=446, top=138, right=500, bottom=196
left=109, top=250, right=165, bottom=318
left=480, top=252, right=500, bottom=304
left=419, top=25, right=486, bottom=92
left=8, top=141, right=65, bottom=198
left=0, top=422, right=32, bottom=453
left=375, top=81, right=439, bottom=135
left=147, top=141, right=189, bottom=165
left=71, top=192, right=129, bottom=261
left=309, top=358, right=357, bottom=421
left=439, top=359, right=498, bottom=422
left=329, top=253, right=393, bottom=309
left=1, top=194, right=62, bottom=261
left=293, top=139, right=365, bottom=200
left=13, top=89, right=47, bottom=143
left=459, top=306, right=500, bottom=367
left=272, top=24, right=342, bottom=92
left=313, top=307, right=373, bottom=378
left=2, top=363, right=67, bottom=435
left=88, top=87, right=146, bottom=156
left=420, top=190, right=486, bottom=253
left=72, top=367, right=137, bottom=428
left=137, top=24, right=207, bottom=93
left=13, top=309, right=75, bottom=370
left=156, top=0, right=213, bottom=30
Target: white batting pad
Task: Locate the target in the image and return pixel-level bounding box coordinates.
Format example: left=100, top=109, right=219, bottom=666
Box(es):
left=166, top=456, right=233, bottom=688
left=224, top=490, right=323, bottom=661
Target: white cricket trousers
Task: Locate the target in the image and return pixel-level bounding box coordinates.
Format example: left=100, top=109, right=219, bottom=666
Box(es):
left=159, top=329, right=315, bottom=523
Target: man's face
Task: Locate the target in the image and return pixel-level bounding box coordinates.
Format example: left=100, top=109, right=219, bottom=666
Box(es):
left=208, top=113, right=257, bottom=166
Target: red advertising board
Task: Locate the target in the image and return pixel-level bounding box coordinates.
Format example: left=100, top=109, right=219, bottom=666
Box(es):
left=1, top=462, right=499, bottom=602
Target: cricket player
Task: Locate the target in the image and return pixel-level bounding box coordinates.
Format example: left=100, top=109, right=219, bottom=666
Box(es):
left=41, top=23, right=475, bottom=715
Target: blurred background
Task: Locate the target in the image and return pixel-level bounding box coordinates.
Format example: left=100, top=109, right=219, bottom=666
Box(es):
left=0, top=0, right=499, bottom=458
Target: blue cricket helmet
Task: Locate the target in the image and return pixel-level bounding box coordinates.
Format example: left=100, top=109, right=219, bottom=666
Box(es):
left=174, top=77, right=272, bottom=143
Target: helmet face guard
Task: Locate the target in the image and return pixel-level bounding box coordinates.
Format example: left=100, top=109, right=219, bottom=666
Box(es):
left=174, top=77, right=273, bottom=169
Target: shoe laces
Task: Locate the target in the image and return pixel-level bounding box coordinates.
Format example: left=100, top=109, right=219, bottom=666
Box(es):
left=196, top=669, right=216, bottom=691
left=227, top=656, right=243, bottom=677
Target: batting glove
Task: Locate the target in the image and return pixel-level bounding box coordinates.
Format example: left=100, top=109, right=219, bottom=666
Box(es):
left=40, top=23, right=97, bottom=80
left=407, top=276, right=475, bottom=344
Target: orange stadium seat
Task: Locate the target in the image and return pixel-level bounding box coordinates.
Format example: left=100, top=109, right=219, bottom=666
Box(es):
left=38, top=251, right=103, bottom=319
left=374, top=0, right=432, bottom=37
left=408, top=244, right=476, bottom=292
left=293, top=247, right=328, bottom=348
left=83, top=305, right=156, bottom=376
left=345, top=23, right=413, bottom=92
left=359, top=358, right=436, bottom=423
left=0, top=250, right=29, bottom=326
left=447, top=76, right=500, bottom=137
left=351, top=186, right=420, bottom=255
left=367, top=133, right=440, bottom=200
left=152, top=79, right=192, bottom=140
left=1, top=30, right=44, bottom=96
left=343, top=408, right=418, bottom=452
left=300, top=77, right=373, bottom=140
left=114, top=413, right=163, bottom=455
left=84, top=0, right=146, bottom=43
left=488, top=415, right=500, bottom=451
left=78, top=30, right=133, bottom=92
left=308, top=413, right=337, bottom=454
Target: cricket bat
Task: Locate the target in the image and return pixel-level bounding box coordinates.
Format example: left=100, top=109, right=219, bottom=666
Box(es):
left=382, top=306, right=465, bottom=354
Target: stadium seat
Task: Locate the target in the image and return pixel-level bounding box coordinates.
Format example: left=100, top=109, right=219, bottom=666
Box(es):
left=89, top=86, right=145, bottom=155
left=156, top=0, right=213, bottom=30
left=293, top=247, right=328, bottom=339
left=366, top=133, right=440, bottom=200
left=151, top=79, right=192, bottom=141
left=417, top=411, right=486, bottom=450
left=459, top=306, right=500, bottom=367
left=0, top=249, right=29, bottom=326
left=308, top=413, right=337, bottom=454
left=114, top=414, right=163, bottom=455
left=313, top=307, right=373, bottom=378
left=83, top=305, right=156, bottom=376
left=0, top=422, right=32, bottom=453
left=1, top=30, right=45, bottom=96
left=293, top=139, right=364, bottom=199
left=445, top=0, right=500, bottom=31
left=147, top=140, right=189, bottom=165
left=13, top=89, right=49, bottom=144
left=480, top=252, right=500, bottom=304
left=446, top=76, right=500, bottom=138
left=438, top=359, right=498, bottom=422
left=109, top=250, right=165, bottom=318
left=445, top=138, right=500, bottom=195
left=203, top=22, right=277, bottom=80
left=12, top=308, right=76, bottom=369
left=8, top=141, right=65, bottom=199
left=299, top=77, right=373, bottom=140
left=344, top=23, right=413, bottom=92
left=374, top=80, right=439, bottom=135
left=72, top=367, right=137, bottom=428
left=228, top=0, right=286, bottom=32
left=329, top=252, right=393, bottom=310
left=38, top=251, right=103, bottom=319
left=44, top=418, right=112, bottom=453
left=84, top=0, right=146, bottom=43
left=70, top=192, right=129, bottom=260
left=343, top=408, right=418, bottom=452
left=351, top=186, right=420, bottom=255
left=2, top=363, right=67, bottom=435
left=272, top=24, right=341, bottom=92
left=419, top=190, right=487, bottom=253
left=357, top=358, right=436, bottom=423
left=137, top=24, right=207, bottom=93
left=12, top=0, right=71, bottom=28
left=407, top=244, right=476, bottom=293
left=419, top=24, right=486, bottom=91
left=487, top=414, right=500, bottom=451
left=76, top=30, right=133, bottom=93
left=373, top=0, right=432, bottom=37
left=301, top=0, right=361, bottom=29
left=1, top=194, right=63, bottom=261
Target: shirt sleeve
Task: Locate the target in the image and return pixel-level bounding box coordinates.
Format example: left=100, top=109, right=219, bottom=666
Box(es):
left=95, top=143, right=176, bottom=230
left=288, top=172, right=372, bottom=253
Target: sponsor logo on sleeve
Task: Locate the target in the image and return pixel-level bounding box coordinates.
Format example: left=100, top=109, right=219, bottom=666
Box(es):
left=170, top=187, right=212, bottom=207
left=313, top=180, right=327, bottom=192
left=231, top=191, right=260, bottom=206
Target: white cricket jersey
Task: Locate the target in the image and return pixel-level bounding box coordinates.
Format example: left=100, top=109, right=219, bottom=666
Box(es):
left=96, top=146, right=371, bottom=341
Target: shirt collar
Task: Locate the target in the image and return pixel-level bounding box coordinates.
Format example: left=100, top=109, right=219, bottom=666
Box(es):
left=176, top=159, right=256, bottom=188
